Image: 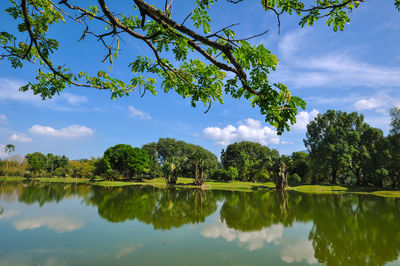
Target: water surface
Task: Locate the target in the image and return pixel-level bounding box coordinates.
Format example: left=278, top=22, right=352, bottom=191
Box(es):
left=0, top=181, right=399, bottom=265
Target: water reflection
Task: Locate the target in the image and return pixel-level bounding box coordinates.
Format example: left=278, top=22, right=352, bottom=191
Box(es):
left=1, top=181, right=400, bottom=265
left=86, top=186, right=218, bottom=229
left=13, top=216, right=83, bottom=233
left=202, top=222, right=283, bottom=251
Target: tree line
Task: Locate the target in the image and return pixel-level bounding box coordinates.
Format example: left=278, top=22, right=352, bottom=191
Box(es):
left=1, top=107, right=400, bottom=190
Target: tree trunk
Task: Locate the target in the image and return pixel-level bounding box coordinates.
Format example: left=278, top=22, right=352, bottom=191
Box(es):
left=331, top=168, right=337, bottom=185
left=355, top=168, right=361, bottom=186
left=276, top=166, right=288, bottom=191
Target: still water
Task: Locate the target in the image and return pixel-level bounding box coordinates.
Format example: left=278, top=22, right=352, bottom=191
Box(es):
left=0, top=181, right=399, bottom=265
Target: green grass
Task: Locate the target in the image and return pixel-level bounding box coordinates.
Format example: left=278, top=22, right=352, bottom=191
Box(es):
left=1, top=176, right=400, bottom=198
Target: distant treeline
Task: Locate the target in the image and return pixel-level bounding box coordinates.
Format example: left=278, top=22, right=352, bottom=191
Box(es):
left=1, top=107, right=400, bottom=190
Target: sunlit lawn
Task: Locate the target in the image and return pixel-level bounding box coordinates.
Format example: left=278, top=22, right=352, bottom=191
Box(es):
left=1, top=176, right=400, bottom=197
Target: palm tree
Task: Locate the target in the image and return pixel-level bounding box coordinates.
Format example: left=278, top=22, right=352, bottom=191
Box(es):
left=4, top=144, right=15, bottom=171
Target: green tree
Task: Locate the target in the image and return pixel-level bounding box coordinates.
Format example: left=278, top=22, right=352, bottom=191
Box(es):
left=4, top=144, right=15, bottom=171
left=103, top=144, right=150, bottom=179
left=291, top=151, right=311, bottom=184
left=385, top=134, right=400, bottom=189
left=156, top=138, right=218, bottom=184
left=390, top=106, right=400, bottom=135
left=25, top=152, right=47, bottom=176
left=142, top=142, right=162, bottom=178
left=46, top=153, right=69, bottom=176
left=6, top=1, right=394, bottom=133
left=304, top=110, right=372, bottom=185
left=221, top=141, right=278, bottom=182
left=353, top=126, right=383, bottom=186
left=69, top=158, right=97, bottom=179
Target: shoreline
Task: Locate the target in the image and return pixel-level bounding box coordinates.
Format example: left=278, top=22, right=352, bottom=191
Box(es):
left=1, top=176, right=400, bottom=198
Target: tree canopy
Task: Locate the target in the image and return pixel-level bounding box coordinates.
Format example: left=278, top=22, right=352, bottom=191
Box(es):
left=3, top=0, right=398, bottom=133
left=102, top=144, right=151, bottom=179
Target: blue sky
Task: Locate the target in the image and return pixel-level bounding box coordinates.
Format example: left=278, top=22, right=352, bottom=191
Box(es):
left=1, top=0, right=399, bottom=159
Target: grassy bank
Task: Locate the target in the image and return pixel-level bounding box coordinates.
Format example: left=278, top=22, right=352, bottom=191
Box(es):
left=1, top=176, right=400, bottom=198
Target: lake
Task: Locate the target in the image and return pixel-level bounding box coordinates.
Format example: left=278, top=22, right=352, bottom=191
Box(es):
left=0, top=181, right=399, bottom=265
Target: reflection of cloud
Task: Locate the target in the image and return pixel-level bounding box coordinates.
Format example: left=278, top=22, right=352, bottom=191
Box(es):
left=0, top=250, right=67, bottom=266
left=0, top=209, right=21, bottom=220
left=44, top=257, right=67, bottom=266
left=201, top=221, right=283, bottom=251
left=281, top=239, right=318, bottom=264
left=116, top=243, right=143, bottom=259
left=13, top=217, right=83, bottom=233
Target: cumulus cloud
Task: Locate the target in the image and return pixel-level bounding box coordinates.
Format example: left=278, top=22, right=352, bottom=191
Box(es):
left=9, top=133, right=33, bottom=142
left=128, top=106, right=151, bottom=120
left=202, top=221, right=283, bottom=251
left=292, top=109, right=319, bottom=131
left=354, top=98, right=382, bottom=111
left=280, top=239, right=318, bottom=264
left=29, top=124, right=94, bottom=138
left=13, top=216, right=83, bottom=233
left=0, top=114, right=7, bottom=122
left=203, top=118, right=280, bottom=146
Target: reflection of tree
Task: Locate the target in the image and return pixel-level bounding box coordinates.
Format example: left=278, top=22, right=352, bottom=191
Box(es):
left=308, top=195, right=400, bottom=266
left=0, top=181, right=92, bottom=206
left=1, top=181, right=400, bottom=265
left=220, top=191, right=400, bottom=265
left=220, top=191, right=299, bottom=231
left=87, top=186, right=219, bottom=230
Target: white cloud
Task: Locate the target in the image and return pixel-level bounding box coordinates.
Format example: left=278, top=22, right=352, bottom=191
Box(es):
left=354, top=98, right=383, bottom=111
left=0, top=114, right=7, bottom=122
left=292, top=109, right=319, bottom=131
left=202, top=221, right=283, bottom=251
left=9, top=133, right=33, bottom=142
left=203, top=118, right=280, bottom=146
left=0, top=77, right=89, bottom=108
left=281, top=239, right=318, bottom=264
left=0, top=144, right=8, bottom=158
left=275, top=31, right=400, bottom=89
left=13, top=216, right=83, bottom=233
left=62, top=93, right=87, bottom=105
left=0, top=77, right=41, bottom=103
left=29, top=124, right=94, bottom=138
left=279, top=30, right=307, bottom=58
left=128, top=106, right=151, bottom=120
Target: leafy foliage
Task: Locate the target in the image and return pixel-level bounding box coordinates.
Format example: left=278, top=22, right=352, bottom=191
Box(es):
left=102, top=144, right=151, bottom=179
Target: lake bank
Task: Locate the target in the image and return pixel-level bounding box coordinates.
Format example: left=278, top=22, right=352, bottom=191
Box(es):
left=1, top=176, right=400, bottom=198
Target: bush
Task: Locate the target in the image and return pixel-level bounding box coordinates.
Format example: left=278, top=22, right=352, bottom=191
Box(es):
left=211, top=169, right=229, bottom=181
left=0, top=155, right=27, bottom=177
left=291, top=173, right=302, bottom=184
